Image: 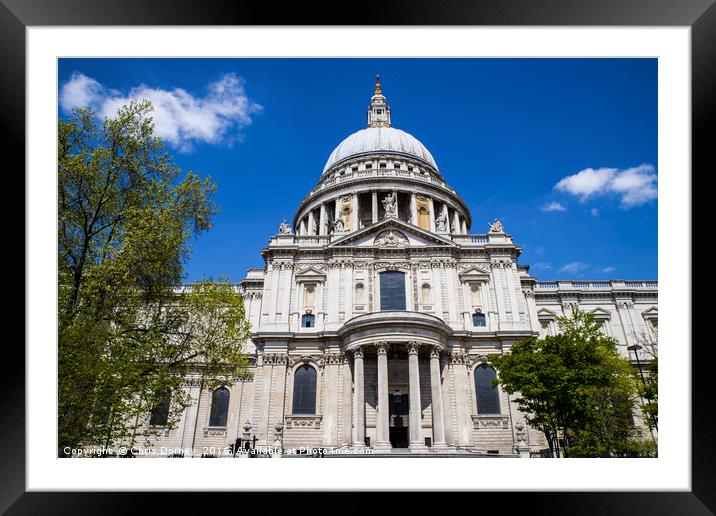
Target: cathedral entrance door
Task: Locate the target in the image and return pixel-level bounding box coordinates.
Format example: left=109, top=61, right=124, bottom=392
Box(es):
left=389, top=393, right=409, bottom=448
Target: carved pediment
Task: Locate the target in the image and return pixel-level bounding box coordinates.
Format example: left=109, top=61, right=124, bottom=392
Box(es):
left=374, top=230, right=409, bottom=248
left=327, top=218, right=455, bottom=249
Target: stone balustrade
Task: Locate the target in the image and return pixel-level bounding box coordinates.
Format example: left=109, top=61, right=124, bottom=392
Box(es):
left=535, top=280, right=658, bottom=291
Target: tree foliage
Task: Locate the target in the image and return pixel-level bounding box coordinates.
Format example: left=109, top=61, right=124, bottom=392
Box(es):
left=634, top=327, right=658, bottom=432
left=490, top=306, right=655, bottom=457
left=58, top=101, right=252, bottom=451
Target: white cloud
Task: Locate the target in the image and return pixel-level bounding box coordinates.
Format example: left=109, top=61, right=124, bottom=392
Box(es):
left=59, top=72, right=262, bottom=152
left=554, top=164, right=657, bottom=208
left=609, top=165, right=658, bottom=208
left=59, top=72, right=104, bottom=112
left=600, top=266, right=616, bottom=273
left=558, top=261, right=590, bottom=274
left=532, top=262, right=552, bottom=270
left=541, top=201, right=567, bottom=212
left=590, top=208, right=599, bottom=217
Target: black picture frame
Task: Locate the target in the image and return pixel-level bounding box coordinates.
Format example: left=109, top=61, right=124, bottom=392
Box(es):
left=5, top=0, right=709, bottom=513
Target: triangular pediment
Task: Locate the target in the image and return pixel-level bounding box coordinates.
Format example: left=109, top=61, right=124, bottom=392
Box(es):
left=641, top=306, right=658, bottom=317
left=458, top=264, right=491, bottom=280
left=537, top=308, right=558, bottom=318
left=327, top=219, right=456, bottom=249
left=294, top=266, right=326, bottom=281
left=589, top=307, right=612, bottom=318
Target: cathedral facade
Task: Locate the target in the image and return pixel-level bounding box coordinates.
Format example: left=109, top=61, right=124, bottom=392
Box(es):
left=143, top=78, right=658, bottom=457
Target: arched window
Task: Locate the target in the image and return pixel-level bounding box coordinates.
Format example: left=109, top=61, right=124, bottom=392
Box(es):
left=209, top=387, right=230, bottom=427
left=301, top=314, right=315, bottom=328
left=421, top=283, right=431, bottom=305
left=472, top=312, right=486, bottom=327
left=149, top=389, right=171, bottom=426
left=292, top=364, right=317, bottom=415
left=379, top=271, right=406, bottom=311
left=474, top=364, right=500, bottom=414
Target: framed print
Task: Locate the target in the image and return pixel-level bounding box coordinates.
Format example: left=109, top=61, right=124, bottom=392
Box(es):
left=6, top=0, right=712, bottom=513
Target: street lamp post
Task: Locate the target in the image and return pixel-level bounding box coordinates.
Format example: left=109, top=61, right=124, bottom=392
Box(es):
left=627, top=344, right=657, bottom=447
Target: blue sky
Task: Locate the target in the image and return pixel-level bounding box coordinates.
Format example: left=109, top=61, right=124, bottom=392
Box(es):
left=58, top=58, right=657, bottom=282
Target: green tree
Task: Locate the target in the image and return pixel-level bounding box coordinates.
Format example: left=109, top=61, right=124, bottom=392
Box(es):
left=491, top=306, right=653, bottom=457
left=634, top=326, right=658, bottom=432
left=58, top=101, right=252, bottom=453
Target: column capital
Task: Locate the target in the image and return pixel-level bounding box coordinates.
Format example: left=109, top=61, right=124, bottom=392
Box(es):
left=375, top=342, right=389, bottom=355
left=353, top=348, right=364, bottom=359
left=430, top=346, right=442, bottom=359
left=407, top=341, right=420, bottom=355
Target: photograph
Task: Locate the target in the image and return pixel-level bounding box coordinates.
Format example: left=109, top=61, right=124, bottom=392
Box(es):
left=56, top=57, right=659, bottom=460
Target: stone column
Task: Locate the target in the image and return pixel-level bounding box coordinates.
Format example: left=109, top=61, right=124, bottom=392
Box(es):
left=375, top=343, right=392, bottom=451
left=351, top=348, right=367, bottom=447
left=429, top=347, right=447, bottom=448
left=407, top=342, right=426, bottom=451
left=340, top=353, right=353, bottom=446
left=461, top=219, right=468, bottom=234
left=372, top=190, right=378, bottom=223
left=307, top=210, right=316, bottom=235
left=319, top=204, right=327, bottom=236
left=410, top=192, right=418, bottom=225
left=351, top=194, right=359, bottom=232
left=452, top=211, right=460, bottom=235
left=334, top=200, right=341, bottom=231
left=428, top=198, right=436, bottom=232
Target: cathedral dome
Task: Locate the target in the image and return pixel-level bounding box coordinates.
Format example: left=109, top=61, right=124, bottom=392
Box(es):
left=322, top=126, right=438, bottom=174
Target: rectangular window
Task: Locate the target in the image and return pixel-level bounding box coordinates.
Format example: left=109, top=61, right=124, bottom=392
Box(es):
left=301, top=314, right=315, bottom=328
left=472, top=313, right=486, bottom=327
left=380, top=271, right=406, bottom=311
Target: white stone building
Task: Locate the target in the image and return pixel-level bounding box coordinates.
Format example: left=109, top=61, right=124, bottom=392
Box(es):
left=142, top=77, right=657, bottom=457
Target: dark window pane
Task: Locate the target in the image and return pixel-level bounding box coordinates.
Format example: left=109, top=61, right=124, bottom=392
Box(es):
left=301, top=314, right=315, bottom=328
left=293, top=364, right=317, bottom=414
left=472, top=313, right=486, bottom=327
left=474, top=365, right=500, bottom=414
left=380, top=271, right=406, bottom=311
left=149, top=390, right=171, bottom=426
left=209, top=387, right=230, bottom=427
